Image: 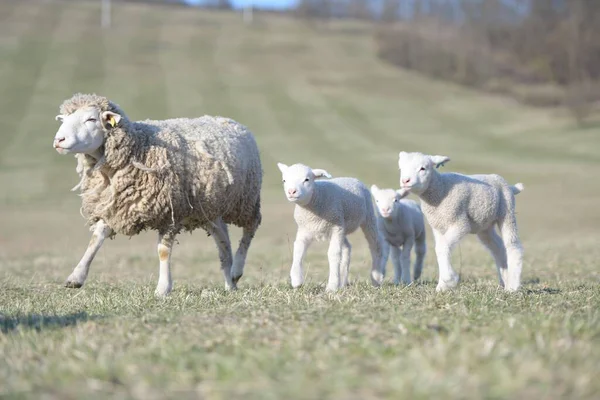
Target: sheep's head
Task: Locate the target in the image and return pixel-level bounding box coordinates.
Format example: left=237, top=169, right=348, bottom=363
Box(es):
left=277, top=162, right=332, bottom=206
left=370, top=184, right=408, bottom=219
left=53, top=93, right=126, bottom=156
left=398, top=151, right=450, bottom=195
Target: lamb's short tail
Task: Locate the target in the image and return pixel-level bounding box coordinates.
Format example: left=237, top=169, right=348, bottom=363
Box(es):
left=511, top=183, right=524, bottom=195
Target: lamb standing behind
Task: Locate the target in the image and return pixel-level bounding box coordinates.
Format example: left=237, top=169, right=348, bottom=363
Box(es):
left=277, top=163, right=385, bottom=292
left=398, top=151, right=524, bottom=292
left=52, top=93, right=262, bottom=296
left=371, top=185, right=426, bottom=285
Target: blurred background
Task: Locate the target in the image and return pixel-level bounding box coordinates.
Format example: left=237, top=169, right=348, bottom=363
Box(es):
left=0, top=0, right=599, bottom=286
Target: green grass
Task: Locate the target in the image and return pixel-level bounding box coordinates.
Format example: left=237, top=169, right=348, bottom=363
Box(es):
left=0, top=1, right=599, bottom=398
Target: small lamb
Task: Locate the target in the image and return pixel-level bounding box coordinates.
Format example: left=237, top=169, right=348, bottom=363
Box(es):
left=370, top=185, right=426, bottom=285
left=398, top=151, right=524, bottom=292
left=277, top=163, right=385, bottom=292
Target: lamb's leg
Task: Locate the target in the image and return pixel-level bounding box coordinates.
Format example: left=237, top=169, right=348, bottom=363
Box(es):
left=290, top=231, right=312, bottom=288
left=380, top=240, right=390, bottom=278
left=390, top=246, right=402, bottom=285
left=413, top=234, right=426, bottom=281
left=206, top=219, right=235, bottom=290
left=339, top=238, right=352, bottom=288
left=432, top=227, right=465, bottom=292
left=399, top=238, right=414, bottom=284
left=231, top=221, right=259, bottom=287
left=477, top=228, right=508, bottom=287
left=326, top=229, right=345, bottom=292
left=65, top=219, right=112, bottom=288
left=498, top=215, right=524, bottom=292
left=361, top=224, right=385, bottom=287
left=155, top=232, right=175, bottom=297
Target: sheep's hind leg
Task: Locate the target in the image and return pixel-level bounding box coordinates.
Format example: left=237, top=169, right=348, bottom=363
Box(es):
left=498, top=215, right=524, bottom=292
left=65, top=219, right=112, bottom=288
left=155, top=232, right=175, bottom=297
left=477, top=228, right=508, bottom=288
left=413, top=234, right=426, bottom=281
left=326, top=229, right=345, bottom=292
left=361, top=224, right=385, bottom=287
left=231, top=221, right=259, bottom=287
left=206, top=218, right=235, bottom=290
left=339, top=238, right=351, bottom=288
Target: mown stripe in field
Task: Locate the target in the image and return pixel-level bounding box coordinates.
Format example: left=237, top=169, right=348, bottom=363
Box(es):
left=0, top=2, right=62, bottom=163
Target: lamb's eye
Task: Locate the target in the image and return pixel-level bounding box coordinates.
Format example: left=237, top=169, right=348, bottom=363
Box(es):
left=86, top=118, right=97, bottom=123
left=304, top=178, right=309, bottom=182
left=419, top=167, right=426, bottom=171
left=282, top=180, right=286, bottom=183
left=394, top=199, right=398, bottom=202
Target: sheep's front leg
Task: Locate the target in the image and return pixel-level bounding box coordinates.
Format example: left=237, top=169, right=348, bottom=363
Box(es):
left=65, top=219, right=112, bottom=288
left=156, top=232, right=175, bottom=297
left=432, top=227, right=465, bottom=292
left=326, top=229, right=345, bottom=292
left=390, top=246, right=402, bottom=285
left=339, top=238, right=351, bottom=288
left=291, top=231, right=312, bottom=288
left=399, top=238, right=414, bottom=285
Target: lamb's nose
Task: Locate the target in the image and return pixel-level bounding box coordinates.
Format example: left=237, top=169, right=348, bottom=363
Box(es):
left=402, top=177, right=411, bottom=184
left=288, top=188, right=297, bottom=196
left=54, top=137, right=65, bottom=147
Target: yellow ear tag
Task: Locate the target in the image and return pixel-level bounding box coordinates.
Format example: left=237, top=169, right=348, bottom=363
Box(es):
left=109, top=116, right=116, bottom=127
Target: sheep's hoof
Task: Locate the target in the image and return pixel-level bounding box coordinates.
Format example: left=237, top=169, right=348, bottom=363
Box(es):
left=231, top=274, right=242, bottom=286
left=436, top=280, right=459, bottom=292
left=64, top=280, right=83, bottom=289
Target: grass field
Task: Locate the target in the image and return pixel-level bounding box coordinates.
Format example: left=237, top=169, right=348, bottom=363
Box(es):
left=0, top=1, right=599, bottom=398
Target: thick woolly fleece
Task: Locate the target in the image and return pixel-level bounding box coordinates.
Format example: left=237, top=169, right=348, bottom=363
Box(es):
left=60, top=94, right=262, bottom=237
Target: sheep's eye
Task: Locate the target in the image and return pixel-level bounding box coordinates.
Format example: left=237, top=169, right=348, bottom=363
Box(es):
left=282, top=180, right=286, bottom=183
left=304, top=178, right=309, bottom=182
left=86, top=118, right=97, bottom=123
left=394, top=199, right=398, bottom=202
left=419, top=167, right=426, bottom=171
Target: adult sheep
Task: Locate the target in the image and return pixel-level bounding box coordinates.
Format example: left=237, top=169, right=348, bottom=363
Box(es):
left=52, top=93, right=262, bottom=296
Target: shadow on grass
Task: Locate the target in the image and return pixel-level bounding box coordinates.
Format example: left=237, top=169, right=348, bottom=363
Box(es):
left=0, top=312, right=99, bottom=333
left=525, top=287, right=561, bottom=295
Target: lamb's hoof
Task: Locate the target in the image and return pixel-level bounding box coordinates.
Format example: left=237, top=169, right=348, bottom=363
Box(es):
left=436, top=280, right=459, bottom=292
left=64, top=280, right=83, bottom=289
left=231, top=274, right=243, bottom=286
left=325, top=285, right=339, bottom=293
left=504, top=284, right=520, bottom=293
left=154, top=283, right=173, bottom=297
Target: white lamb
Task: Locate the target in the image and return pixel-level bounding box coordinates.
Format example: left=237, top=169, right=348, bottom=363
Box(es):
left=370, top=185, right=426, bottom=285
left=277, top=163, right=385, bottom=292
left=397, top=151, right=524, bottom=292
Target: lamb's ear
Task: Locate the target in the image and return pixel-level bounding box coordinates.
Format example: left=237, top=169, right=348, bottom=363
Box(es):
left=430, top=155, right=450, bottom=169
left=312, top=169, right=332, bottom=179
left=370, top=184, right=379, bottom=195
left=101, top=111, right=121, bottom=128
left=277, top=163, right=288, bottom=174
left=399, top=151, right=408, bottom=162
left=55, top=115, right=65, bottom=122
left=396, top=188, right=410, bottom=199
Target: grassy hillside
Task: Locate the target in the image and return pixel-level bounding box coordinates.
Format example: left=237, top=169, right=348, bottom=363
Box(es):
left=0, top=1, right=598, bottom=398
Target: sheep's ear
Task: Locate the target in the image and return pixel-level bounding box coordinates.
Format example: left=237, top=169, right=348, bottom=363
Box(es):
left=101, top=111, right=121, bottom=128
left=430, top=155, right=450, bottom=169
left=396, top=189, right=410, bottom=199
left=55, top=115, right=64, bottom=122
left=277, top=163, right=288, bottom=174
left=371, top=184, right=379, bottom=195
left=312, top=169, right=332, bottom=179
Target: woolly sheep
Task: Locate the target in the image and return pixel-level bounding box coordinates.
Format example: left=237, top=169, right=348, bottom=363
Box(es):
left=398, top=151, right=524, bottom=292
left=277, top=163, right=385, bottom=292
left=370, top=185, right=426, bottom=285
left=52, top=93, right=262, bottom=296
